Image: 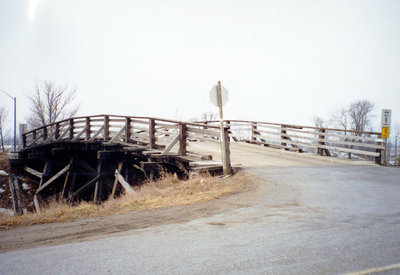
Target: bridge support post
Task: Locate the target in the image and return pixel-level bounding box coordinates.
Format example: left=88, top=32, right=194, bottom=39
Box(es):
left=94, top=160, right=104, bottom=203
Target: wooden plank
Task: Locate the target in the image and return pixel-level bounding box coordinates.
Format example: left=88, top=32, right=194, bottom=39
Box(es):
left=149, top=119, right=156, bottom=149
left=33, top=195, right=41, bottom=213
left=86, top=117, right=91, bottom=140
left=104, top=115, right=110, bottom=141
left=111, top=162, right=123, bottom=198
left=90, top=125, right=105, bottom=141
left=36, top=164, right=70, bottom=194
left=186, top=126, right=220, bottom=137
left=251, top=137, right=379, bottom=157
left=38, top=162, right=51, bottom=188
left=155, top=122, right=179, bottom=129
left=72, top=126, right=88, bottom=141
left=179, top=124, right=187, bottom=156
left=109, top=125, right=126, bottom=143
left=161, top=135, right=179, bottom=155
left=114, top=169, right=135, bottom=194
left=60, top=158, right=75, bottom=201
left=69, top=118, right=74, bottom=140
left=24, top=166, right=43, bottom=179
left=78, top=160, right=97, bottom=172
left=71, top=174, right=102, bottom=197
left=251, top=132, right=385, bottom=150
left=187, top=133, right=220, bottom=143
left=57, top=126, right=71, bottom=141
left=94, top=160, right=105, bottom=203
left=125, top=117, right=131, bottom=142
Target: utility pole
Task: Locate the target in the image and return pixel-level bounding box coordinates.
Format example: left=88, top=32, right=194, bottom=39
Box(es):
left=0, top=90, right=17, bottom=152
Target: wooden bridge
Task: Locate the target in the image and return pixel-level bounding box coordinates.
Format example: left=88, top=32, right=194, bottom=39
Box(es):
left=11, top=114, right=385, bottom=212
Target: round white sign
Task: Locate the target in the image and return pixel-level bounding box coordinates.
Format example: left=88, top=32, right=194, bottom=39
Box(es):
left=209, top=85, right=229, bottom=107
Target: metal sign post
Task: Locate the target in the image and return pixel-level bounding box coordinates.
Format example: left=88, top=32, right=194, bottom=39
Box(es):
left=381, top=109, right=392, bottom=165
left=209, top=81, right=230, bottom=175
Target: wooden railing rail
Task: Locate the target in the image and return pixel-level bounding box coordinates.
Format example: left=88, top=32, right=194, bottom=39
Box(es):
left=22, top=115, right=230, bottom=163
left=199, top=119, right=385, bottom=164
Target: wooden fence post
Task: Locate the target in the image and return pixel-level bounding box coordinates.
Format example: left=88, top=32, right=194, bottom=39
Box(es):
left=251, top=122, right=257, bottom=143
left=86, top=117, right=91, bottom=140
left=43, top=126, right=48, bottom=140
left=281, top=125, right=287, bottom=148
left=104, top=115, right=110, bottom=141
left=125, top=117, right=131, bottom=142
left=149, top=119, right=155, bottom=149
left=317, top=129, right=325, bottom=156
left=375, top=134, right=382, bottom=165
left=69, top=119, right=74, bottom=140
left=55, top=123, right=60, bottom=140
left=22, top=133, right=27, bottom=148
left=179, top=123, right=187, bottom=156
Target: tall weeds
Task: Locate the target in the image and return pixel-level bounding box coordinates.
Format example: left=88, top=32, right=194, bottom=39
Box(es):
left=0, top=172, right=247, bottom=229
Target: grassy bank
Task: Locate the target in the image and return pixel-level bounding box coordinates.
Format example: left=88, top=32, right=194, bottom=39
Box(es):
left=0, top=172, right=249, bottom=230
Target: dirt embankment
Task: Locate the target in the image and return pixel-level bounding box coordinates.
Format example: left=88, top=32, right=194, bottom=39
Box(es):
left=0, top=172, right=264, bottom=252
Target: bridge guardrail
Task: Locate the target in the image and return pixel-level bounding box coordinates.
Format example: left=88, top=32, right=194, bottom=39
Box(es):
left=21, top=114, right=232, bottom=171
left=201, top=120, right=385, bottom=164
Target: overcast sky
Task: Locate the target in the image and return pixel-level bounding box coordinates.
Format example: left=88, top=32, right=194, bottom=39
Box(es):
left=0, top=0, right=399, bottom=134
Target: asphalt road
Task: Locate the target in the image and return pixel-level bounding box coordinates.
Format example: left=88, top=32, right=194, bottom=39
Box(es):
left=1, top=164, right=399, bottom=274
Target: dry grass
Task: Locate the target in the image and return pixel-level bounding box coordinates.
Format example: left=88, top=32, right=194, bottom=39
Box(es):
left=0, top=172, right=248, bottom=230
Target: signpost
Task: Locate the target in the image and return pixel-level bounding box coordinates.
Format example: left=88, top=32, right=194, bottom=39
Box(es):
left=381, top=109, right=392, bottom=165
left=209, top=81, right=231, bottom=175
left=381, top=109, right=391, bottom=138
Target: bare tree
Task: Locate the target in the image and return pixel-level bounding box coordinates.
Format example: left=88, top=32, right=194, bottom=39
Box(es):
left=0, top=106, right=8, bottom=153
left=348, top=100, right=374, bottom=134
left=330, top=107, right=349, bottom=132
left=313, top=116, right=326, bottom=128
left=393, top=122, right=400, bottom=165
left=26, top=81, right=79, bottom=129
left=200, top=111, right=217, bottom=122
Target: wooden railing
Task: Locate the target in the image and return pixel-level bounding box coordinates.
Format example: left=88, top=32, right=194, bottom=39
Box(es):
left=22, top=116, right=386, bottom=166
left=21, top=114, right=230, bottom=159
left=202, top=120, right=385, bottom=164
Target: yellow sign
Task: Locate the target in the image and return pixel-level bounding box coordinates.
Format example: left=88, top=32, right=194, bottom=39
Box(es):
left=382, top=127, right=390, bottom=138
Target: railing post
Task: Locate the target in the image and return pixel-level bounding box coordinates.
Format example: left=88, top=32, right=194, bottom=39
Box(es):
left=317, top=128, right=325, bottom=156
left=149, top=118, right=155, bottom=149
left=43, top=126, right=48, bottom=140
left=86, top=117, right=91, bottom=140
left=125, top=117, right=131, bottom=143
left=251, top=122, right=257, bottom=143
left=375, top=135, right=382, bottom=165
left=55, top=123, right=60, bottom=140
left=22, top=133, right=27, bottom=148
left=32, top=130, right=37, bottom=141
left=69, top=118, right=74, bottom=140
left=179, top=123, right=187, bottom=156
left=104, top=115, right=110, bottom=141
left=281, top=125, right=287, bottom=148
left=223, top=127, right=232, bottom=174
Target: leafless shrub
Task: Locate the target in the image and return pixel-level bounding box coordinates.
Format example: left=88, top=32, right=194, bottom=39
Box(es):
left=26, top=80, right=79, bottom=129
left=0, top=107, right=8, bottom=152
